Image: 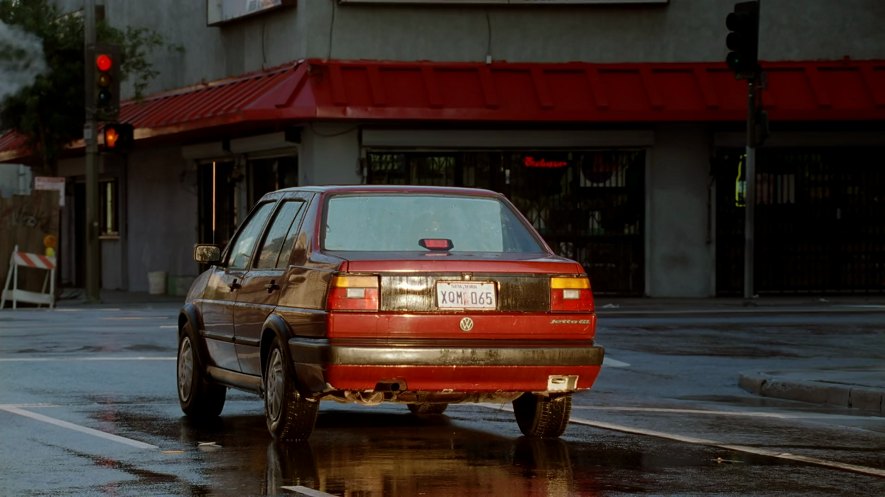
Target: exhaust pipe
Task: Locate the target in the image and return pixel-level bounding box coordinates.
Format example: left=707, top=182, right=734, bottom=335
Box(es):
left=375, top=380, right=406, bottom=392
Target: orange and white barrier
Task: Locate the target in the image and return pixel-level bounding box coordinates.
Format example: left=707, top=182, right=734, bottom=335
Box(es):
left=1, top=245, right=56, bottom=309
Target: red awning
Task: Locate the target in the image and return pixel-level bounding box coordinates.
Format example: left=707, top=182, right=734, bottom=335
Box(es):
left=2, top=58, right=884, bottom=159
left=305, top=59, right=885, bottom=123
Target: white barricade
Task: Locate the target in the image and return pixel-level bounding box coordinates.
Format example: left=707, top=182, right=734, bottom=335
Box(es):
left=1, top=245, right=56, bottom=309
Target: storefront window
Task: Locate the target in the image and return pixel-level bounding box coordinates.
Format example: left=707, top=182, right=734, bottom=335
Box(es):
left=198, top=154, right=298, bottom=249
left=365, top=149, right=646, bottom=295
left=715, top=147, right=885, bottom=295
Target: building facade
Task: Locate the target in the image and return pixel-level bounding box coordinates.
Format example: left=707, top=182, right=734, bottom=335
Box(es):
left=4, top=0, right=885, bottom=297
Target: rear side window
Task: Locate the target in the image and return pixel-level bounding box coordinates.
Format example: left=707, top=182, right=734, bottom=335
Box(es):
left=323, top=194, right=544, bottom=253
left=254, top=201, right=306, bottom=269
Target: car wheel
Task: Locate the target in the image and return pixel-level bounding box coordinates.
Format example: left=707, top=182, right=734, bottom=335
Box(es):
left=512, top=393, right=572, bottom=438
left=177, top=322, right=226, bottom=418
left=264, top=336, right=319, bottom=442
left=407, top=403, right=448, bottom=415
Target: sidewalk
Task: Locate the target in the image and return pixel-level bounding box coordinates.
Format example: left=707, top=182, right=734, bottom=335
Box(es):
left=595, top=295, right=885, bottom=316
left=596, top=296, right=885, bottom=417
left=55, top=288, right=183, bottom=307
left=38, top=290, right=885, bottom=417
left=738, top=368, right=885, bottom=416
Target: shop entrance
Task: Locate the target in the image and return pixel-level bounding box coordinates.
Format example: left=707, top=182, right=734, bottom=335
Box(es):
left=197, top=155, right=298, bottom=248
left=715, top=147, right=885, bottom=295
left=366, top=150, right=646, bottom=296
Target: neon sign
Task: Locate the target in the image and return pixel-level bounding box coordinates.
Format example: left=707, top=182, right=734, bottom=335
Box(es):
left=523, top=155, right=569, bottom=169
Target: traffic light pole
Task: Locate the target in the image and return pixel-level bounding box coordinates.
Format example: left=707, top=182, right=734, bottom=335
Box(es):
left=84, top=0, right=100, bottom=303
left=743, top=75, right=759, bottom=302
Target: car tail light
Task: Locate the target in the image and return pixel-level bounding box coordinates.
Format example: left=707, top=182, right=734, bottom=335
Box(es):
left=550, top=276, right=594, bottom=312
left=327, top=275, right=380, bottom=311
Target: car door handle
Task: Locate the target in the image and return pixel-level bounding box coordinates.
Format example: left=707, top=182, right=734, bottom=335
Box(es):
left=229, top=279, right=241, bottom=292
left=264, top=281, right=280, bottom=293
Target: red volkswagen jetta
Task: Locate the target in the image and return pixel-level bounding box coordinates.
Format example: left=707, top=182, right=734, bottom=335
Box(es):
left=177, top=185, right=603, bottom=441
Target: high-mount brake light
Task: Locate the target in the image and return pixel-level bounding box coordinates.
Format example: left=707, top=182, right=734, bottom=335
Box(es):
left=327, top=275, right=380, bottom=311
left=419, top=238, right=454, bottom=251
left=550, top=276, right=594, bottom=312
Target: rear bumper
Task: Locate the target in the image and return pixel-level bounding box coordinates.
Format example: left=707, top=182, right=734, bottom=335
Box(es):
left=290, top=337, right=604, bottom=394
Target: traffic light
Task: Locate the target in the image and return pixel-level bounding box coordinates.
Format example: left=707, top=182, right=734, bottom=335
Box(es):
left=92, top=44, right=121, bottom=120
left=725, top=1, right=760, bottom=79
left=103, top=122, right=134, bottom=152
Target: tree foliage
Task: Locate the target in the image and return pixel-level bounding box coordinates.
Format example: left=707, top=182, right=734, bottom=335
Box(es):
left=0, top=0, right=177, bottom=174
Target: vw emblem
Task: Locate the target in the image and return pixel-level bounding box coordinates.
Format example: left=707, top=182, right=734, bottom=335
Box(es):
left=459, top=317, right=474, bottom=332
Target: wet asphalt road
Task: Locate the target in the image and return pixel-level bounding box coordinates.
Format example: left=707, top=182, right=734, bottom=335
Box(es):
left=1, top=303, right=884, bottom=496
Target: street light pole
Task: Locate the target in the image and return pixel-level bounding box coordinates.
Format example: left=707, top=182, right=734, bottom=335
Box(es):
left=743, top=76, right=758, bottom=302
left=84, top=0, right=100, bottom=302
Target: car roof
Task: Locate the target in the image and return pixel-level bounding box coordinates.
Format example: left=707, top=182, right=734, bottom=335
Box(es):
left=273, top=184, right=502, bottom=197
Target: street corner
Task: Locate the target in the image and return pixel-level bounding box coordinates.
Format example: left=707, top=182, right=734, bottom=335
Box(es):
left=739, top=370, right=885, bottom=416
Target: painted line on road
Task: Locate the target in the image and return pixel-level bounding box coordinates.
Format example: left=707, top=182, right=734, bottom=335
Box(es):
left=602, top=357, right=630, bottom=368
left=0, top=404, right=158, bottom=450
left=281, top=485, right=339, bottom=496
left=481, top=404, right=885, bottom=478
left=0, top=356, right=175, bottom=362
left=575, top=406, right=795, bottom=419
left=574, top=405, right=875, bottom=422
left=574, top=416, right=885, bottom=478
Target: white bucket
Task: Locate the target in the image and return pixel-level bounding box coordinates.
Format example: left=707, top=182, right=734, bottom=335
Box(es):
left=147, top=271, right=167, bottom=295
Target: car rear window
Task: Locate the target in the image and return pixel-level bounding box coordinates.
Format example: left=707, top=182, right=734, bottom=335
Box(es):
left=323, top=194, right=545, bottom=253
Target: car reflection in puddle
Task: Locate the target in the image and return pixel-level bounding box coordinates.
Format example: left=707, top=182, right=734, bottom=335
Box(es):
left=178, top=404, right=583, bottom=497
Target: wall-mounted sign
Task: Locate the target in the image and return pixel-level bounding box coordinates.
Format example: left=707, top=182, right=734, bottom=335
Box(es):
left=34, top=176, right=65, bottom=207
left=207, top=0, right=296, bottom=26
left=522, top=155, right=569, bottom=169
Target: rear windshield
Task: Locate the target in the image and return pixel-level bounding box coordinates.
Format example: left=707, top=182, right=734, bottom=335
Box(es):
left=323, top=194, right=545, bottom=253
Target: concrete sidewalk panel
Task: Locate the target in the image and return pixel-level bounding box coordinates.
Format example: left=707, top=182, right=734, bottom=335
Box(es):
left=761, top=379, right=844, bottom=406
left=739, top=371, right=884, bottom=415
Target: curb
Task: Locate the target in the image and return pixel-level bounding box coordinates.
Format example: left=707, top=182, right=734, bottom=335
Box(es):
left=738, top=372, right=885, bottom=416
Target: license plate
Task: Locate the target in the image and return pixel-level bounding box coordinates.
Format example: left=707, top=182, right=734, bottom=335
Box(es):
left=436, top=281, right=497, bottom=310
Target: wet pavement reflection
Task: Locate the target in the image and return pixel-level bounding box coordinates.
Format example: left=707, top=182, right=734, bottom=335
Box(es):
left=173, top=405, right=585, bottom=496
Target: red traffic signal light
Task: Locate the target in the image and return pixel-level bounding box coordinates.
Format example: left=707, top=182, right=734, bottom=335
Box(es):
left=96, top=53, right=113, bottom=72
left=92, top=44, right=121, bottom=120
left=725, top=1, right=760, bottom=79
left=102, top=122, right=133, bottom=152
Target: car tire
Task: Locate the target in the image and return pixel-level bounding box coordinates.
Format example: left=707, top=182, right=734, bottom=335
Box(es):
left=407, top=402, right=448, bottom=415
left=264, top=336, right=319, bottom=442
left=512, top=393, right=572, bottom=438
left=177, top=322, right=226, bottom=418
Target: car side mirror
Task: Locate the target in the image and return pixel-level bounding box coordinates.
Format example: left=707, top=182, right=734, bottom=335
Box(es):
left=194, top=244, right=221, bottom=264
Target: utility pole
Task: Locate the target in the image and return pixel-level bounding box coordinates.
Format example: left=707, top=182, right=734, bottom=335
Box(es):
left=743, top=77, right=758, bottom=302
left=725, top=0, right=762, bottom=302
left=84, top=0, right=100, bottom=303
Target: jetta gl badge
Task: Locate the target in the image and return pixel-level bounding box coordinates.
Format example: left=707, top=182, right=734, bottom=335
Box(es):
left=459, top=317, right=474, bottom=332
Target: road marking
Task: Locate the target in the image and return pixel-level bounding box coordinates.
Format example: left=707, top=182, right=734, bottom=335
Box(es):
left=281, top=486, right=339, bottom=496
left=575, top=406, right=795, bottom=418
left=0, top=404, right=158, bottom=450
left=0, top=357, right=175, bottom=362
left=573, top=416, right=885, bottom=478
left=573, top=405, right=876, bottom=422
left=602, top=357, right=630, bottom=368
left=482, top=404, right=885, bottom=478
